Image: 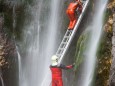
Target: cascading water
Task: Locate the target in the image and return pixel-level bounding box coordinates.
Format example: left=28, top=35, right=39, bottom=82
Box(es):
left=77, top=0, right=108, bottom=86
left=18, top=0, right=65, bottom=86
left=16, top=46, right=22, bottom=85
left=4, top=0, right=109, bottom=86
left=40, top=0, right=61, bottom=85
left=0, top=72, right=4, bottom=86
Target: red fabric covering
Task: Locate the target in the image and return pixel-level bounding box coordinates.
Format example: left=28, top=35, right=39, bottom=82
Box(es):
left=66, top=65, right=73, bottom=69
left=50, top=67, right=63, bottom=86
left=50, top=65, right=73, bottom=86
left=66, top=2, right=82, bottom=30
left=52, top=78, right=63, bottom=86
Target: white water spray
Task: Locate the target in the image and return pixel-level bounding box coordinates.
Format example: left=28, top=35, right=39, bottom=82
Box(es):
left=18, top=0, right=64, bottom=86
left=16, top=46, right=22, bottom=86
left=40, top=0, right=61, bottom=85
left=79, top=0, right=108, bottom=86
left=0, top=72, right=4, bottom=86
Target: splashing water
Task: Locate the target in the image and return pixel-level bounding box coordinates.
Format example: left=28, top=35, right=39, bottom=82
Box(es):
left=16, top=46, right=22, bottom=86
left=79, top=0, right=108, bottom=86
left=18, top=0, right=65, bottom=86
left=4, top=0, right=108, bottom=86
left=0, top=73, right=4, bottom=86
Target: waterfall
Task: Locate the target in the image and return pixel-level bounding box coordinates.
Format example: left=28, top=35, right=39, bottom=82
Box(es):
left=4, top=0, right=109, bottom=86
left=0, top=70, right=4, bottom=86
left=40, top=0, right=61, bottom=85
left=18, top=0, right=65, bottom=86
left=0, top=76, right=4, bottom=86
left=16, top=46, right=22, bottom=86
left=78, top=0, right=108, bottom=86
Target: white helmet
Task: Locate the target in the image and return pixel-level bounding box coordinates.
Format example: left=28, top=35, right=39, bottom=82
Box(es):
left=51, top=55, right=59, bottom=66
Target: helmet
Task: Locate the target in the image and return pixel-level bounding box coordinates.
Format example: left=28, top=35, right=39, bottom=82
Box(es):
left=51, top=55, right=59, bottom=66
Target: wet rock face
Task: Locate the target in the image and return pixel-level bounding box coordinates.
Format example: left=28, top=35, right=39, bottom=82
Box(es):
left=110, top=68, right=115, bottom=86
left=109, top=13, right=115, bottom=86
left=110, top=65, right=115, bottom=86
left=0, top=17, right=8, bottom=69
left=0, top=16, right=18, bottom=86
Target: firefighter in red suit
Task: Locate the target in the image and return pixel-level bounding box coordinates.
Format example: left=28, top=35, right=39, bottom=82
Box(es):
left=50, top=55, right=74, bottom=86
left=66, top=0, right=82, bottom=30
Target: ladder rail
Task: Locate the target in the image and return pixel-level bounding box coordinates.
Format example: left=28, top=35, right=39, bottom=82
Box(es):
left=57, top=0, right=90, bottom=65
left=56, top=31, right=69, bottom=55
left=56, top=0, right=88, bottom=58
left=56, top=30, right=72, bottom=56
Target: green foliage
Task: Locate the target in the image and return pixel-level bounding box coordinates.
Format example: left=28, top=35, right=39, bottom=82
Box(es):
left=74, top=29, right=91, bottom=71
left=3, top=7, right=13, bottom=38
left=14, top=5, right=27, bottom=40
left=104, top=6, right=113, bottom=24
left=97, top=32, right=112, bottom=58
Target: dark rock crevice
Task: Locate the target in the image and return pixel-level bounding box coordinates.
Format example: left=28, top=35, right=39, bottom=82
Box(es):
left=0, top=16, right=18, bottom=86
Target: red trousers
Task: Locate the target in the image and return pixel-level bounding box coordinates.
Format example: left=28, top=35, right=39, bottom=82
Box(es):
left=52, top=78, right=63, bottom=86
left=66, top=9, right=77, bottom=30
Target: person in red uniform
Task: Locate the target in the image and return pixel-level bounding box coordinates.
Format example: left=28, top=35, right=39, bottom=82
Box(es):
left=50, top=55, right=74, bottom=86
left=66, top=0, right=82, bottom=30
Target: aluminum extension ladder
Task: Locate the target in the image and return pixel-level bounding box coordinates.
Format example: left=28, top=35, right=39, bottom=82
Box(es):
left=55, top=0, right=89, bottom=65
left=49, top=0, right=89, bottom=85
left=56, top=30, right=72, bottom=58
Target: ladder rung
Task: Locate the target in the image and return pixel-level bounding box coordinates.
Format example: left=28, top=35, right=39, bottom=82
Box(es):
left=62, top=42, right=67, bottom=44
left=66, top=33, right=72, bottom=36
left=58, top=48, right=65, bottom=50
left=56, top=30, right=72, bottom=57
left=64, top=36, right=70, bottom=38
left=63, top=38, right=69, bottom=43
left=56, top=54, right=61, bottom=57
left=65, top=30, right=72, bottom=36
left=56, top=48, right=65, bottom=55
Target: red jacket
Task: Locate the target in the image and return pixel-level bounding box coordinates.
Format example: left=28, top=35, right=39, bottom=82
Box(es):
left=50, top=64, right=73, bottom=86
left=66, top=2, right=82, bottom=29
left=66, top=2, right=82, bottom=14
left=50, top=64, right=73, bottom=79
left=67, top=2, right=78, bottom=11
